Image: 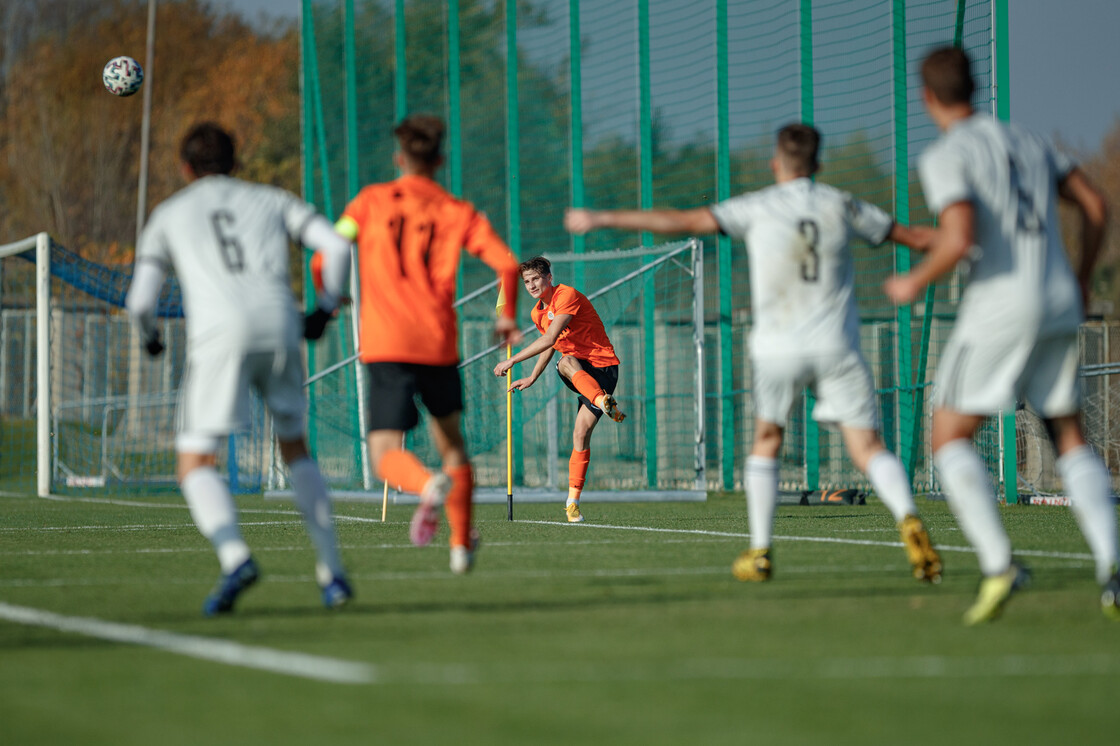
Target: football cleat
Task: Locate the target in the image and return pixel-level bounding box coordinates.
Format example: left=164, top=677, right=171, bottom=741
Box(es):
left=565, top=502, right=585, bottom=523
left=410, top=473, right=451, bottom=547
left=732, top=547, right=772, bottom=582
left=899, top=514, right=942, bottom=583
left=597, top=394, right=626, bottom=423
left=963, top=562, right=1030, bottom=626
left=320, top=575, right=353, bottom=610
left=202, top=557, right=260, bottom=617
left=1101, top=568, right=1120, bottom=621
left=450, top=531, right=481, bottom=575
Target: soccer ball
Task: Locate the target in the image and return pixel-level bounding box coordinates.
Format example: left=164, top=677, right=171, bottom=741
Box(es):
left=102, top=56, right=144, bottom=97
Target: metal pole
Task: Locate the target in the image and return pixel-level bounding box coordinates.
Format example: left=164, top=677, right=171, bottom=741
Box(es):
left=135, top=0, right=156, bottom=245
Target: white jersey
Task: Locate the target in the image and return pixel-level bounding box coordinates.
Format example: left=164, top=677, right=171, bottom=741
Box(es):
left=136, top=175, right=316, bottom=350
left=710, top=178, right=893, bottom=358
left=919, top=115, right=1081, bottom=339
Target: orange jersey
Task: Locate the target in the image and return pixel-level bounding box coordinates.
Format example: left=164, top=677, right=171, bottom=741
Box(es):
left=530, top=284, right=620, bottom=368
left=342, top=175, right=519, bottom=365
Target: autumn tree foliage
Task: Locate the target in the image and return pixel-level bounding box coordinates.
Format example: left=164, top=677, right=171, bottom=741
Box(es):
left=0, top=0, right=299, bottom=262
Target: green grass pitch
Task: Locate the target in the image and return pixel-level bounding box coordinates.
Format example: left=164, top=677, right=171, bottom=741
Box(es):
left=2, top=490, right=1117, bottom=744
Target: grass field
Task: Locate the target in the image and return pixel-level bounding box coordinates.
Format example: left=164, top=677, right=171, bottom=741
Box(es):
left=2, top=489, right=1118, bottom=744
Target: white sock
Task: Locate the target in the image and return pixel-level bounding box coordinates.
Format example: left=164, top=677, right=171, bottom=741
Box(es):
left=934, top=439, right=1011, bottom=576
left=181, top=466, right=250, bottom=573
left=1058, top=445, right=1119, bottom=585
left=289, top=457, right=345, bottom=585
left=865, top=450, right=917, bottom=522
left=745, top=456, right=778, bottom=550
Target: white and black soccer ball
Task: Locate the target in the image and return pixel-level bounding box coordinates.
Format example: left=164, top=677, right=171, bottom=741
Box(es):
left=102, top=56, right=144, bottom=97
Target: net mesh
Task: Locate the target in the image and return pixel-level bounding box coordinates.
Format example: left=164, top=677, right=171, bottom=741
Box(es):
left=300, top=241, right=704, bottom=494
left=298, top=0, right=1010, bottom=496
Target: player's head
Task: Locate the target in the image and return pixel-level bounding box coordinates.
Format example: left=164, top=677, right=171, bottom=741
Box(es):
left=394, top=115, right=445, bottom=173
left=774, top=124, right=820, bottom=178
left=520, top=256, right=554, bottom=299
left=180, top=122, right=236, bottom=178
left=920, top=46, right=974, bottom=106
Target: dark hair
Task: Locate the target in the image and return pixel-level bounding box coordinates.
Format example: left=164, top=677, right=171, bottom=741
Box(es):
left=519, top=256, right=551, bottom=277
left=394, top=115, right=445, bottom=167
left=180, top=122, right=236, bottom=176
left=776, top=123, right=820, bottom=176
left=921, top=46, right=974, bottom=106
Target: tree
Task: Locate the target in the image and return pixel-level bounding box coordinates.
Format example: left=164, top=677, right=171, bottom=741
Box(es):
left=0, top=0, right=299, bottom=263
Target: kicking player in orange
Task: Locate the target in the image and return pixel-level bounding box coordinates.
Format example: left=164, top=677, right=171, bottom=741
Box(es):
left=334, top=114, right=521, bottom=573
left=493, top=256, right=625, bottom=523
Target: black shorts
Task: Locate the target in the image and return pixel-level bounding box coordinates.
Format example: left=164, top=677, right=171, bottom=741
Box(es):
left=558, top=359, right=619, bottom=420
left=365, top=362, right=463, bottom=432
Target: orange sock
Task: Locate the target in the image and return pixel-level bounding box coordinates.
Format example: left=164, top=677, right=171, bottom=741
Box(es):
left=377, top=449, right=431, bottom=495
left=444, top=463, right=474, bottom=547
left=568, top=449, right=590, bottom=503
left=570, top=370, right=605, bottom=404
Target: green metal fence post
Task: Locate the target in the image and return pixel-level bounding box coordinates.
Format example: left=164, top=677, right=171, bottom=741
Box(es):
left=570, top=0, right=585, bottom=290
left=342, top=0, right=363, bottom=471
left=638, top=0, right=658, bottom=487
left=800, top=0, right=819, bottom=489
left=993, top=0, right=1016, bottom=503
left=395, top=0, right=407, bottom=122
left=716, top=0, right=734, bottom=490
left=892, top=0, right=913, bottom=474
left=506, top=0, right=523, bottom=483
left=300, top=0, right=336, bottom=454
left=448, top=0, right=462, bottom=198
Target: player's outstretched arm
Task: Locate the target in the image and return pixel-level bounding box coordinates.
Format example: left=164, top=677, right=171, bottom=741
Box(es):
left=888, top=223, right=936, bottom=253
left=884, top=202, right=973, bottom=305
left=564, top=207, right=719, bottom=236
left=1059, top=167, right=1109, bottom=310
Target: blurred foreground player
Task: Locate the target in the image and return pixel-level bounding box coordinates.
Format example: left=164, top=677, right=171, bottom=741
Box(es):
left=126, top=122, right=353, bottom=615
left=493, top=256, right=625, bottom=523
left=566, top=123, right=942, bottom=585
left=336, top=115, right=521, bottom=573
left=887, top=47, right=1119, bottom=624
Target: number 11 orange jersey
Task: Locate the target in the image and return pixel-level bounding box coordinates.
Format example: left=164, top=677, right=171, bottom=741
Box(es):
left=341, top=174, right=519, bottom=365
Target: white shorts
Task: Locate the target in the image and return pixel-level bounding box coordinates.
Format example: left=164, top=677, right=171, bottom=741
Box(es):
left=933, top=329, right=1080, bottom=417
left=177, top=344, right=307, bottom=452
left=752, top=349, right=879, bottom=430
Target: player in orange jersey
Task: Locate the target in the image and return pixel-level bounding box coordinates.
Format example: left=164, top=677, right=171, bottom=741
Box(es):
left=334, top=114, right=522, bottom=573
left=493, top=256, right=625, bottom=523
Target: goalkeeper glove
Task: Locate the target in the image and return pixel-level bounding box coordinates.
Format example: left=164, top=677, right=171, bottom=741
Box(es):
left=304, top=307, right=333, bottom=341
left=144, top=330, right=165, bottom=357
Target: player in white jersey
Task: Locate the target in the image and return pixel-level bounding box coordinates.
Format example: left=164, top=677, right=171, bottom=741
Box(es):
left=125, top=122, right=355, bottom=615
left=886, top=47, right=1119, bottom=624
left=565, top=123, right=942, bottom=585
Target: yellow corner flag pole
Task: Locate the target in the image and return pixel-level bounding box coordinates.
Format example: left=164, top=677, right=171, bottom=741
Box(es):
left=496, top=286, right=514, bottom=521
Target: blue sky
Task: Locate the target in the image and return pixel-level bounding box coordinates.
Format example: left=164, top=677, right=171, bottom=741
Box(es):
left=221, top=0, right=1120, bottom=154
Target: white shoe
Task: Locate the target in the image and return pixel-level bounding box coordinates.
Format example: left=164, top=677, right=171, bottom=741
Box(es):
left=450, top=531, right=480, bottom=575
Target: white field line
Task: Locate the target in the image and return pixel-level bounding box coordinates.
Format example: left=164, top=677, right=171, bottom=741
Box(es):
left=518, top=520, right=1096, bottom=562
left=4, top=601, right=1116, bottom=686
left=0, top=602, right=375, bottom=684
left=394, top=653, right=1120, bottom=685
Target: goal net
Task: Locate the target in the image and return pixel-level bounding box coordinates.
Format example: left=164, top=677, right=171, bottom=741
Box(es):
left=0, top=233, right=269, bottom=498
left=290, top=239, right=706, bottom=502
